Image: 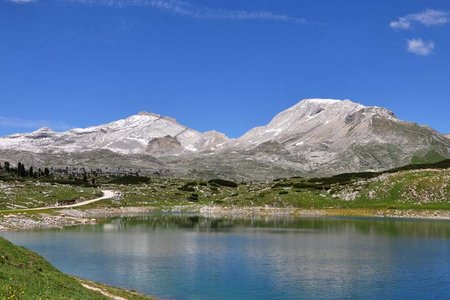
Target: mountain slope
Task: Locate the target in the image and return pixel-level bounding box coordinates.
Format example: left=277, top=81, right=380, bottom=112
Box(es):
left=233, top=99, right=447, bottom=158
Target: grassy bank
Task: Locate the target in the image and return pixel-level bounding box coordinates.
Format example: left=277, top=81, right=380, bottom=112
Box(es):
left=0, top=237, right=153, bottom=299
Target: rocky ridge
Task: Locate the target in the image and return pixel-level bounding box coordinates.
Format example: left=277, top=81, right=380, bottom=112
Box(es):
left=0, top=112, right=229, bottom=155
left=0, top=99, right=449, bottom=180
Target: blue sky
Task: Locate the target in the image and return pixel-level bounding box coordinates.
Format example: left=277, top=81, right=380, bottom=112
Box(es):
left=0, top=0, right=449, bottom=138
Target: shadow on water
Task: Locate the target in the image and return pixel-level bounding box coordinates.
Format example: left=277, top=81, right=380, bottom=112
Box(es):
left=64, top=213, right=450, bottom=239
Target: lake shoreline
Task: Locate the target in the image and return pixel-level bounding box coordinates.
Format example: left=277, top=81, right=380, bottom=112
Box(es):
left=2, top=205, right=450, bottom=231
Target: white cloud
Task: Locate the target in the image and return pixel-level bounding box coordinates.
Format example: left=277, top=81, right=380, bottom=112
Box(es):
left=63, top=0, right=305, bottom=23
left=390, top=9, right=449, bottom=30
left=0, top=117, right=73, bottom=132
left=407, top=38, right=434, bottom=56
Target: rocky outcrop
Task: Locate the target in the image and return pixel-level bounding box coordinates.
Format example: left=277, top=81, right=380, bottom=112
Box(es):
left=146, top=135, right=183, bottom=156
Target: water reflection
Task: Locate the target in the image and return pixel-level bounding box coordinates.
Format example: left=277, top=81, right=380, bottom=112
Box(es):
left=84, top=214, right=450, bottom=239
left=2, top=214, right=450, bottom=299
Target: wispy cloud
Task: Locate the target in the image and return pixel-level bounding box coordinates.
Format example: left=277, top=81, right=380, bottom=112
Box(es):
left=390, top=9, right=447, bottom=55
left=12, top=0, right=305, bottom=24
left=407, top=38, right=434, bottom=56
left=0, top=117, right=73, bottom=132
left=390, top=9, right=449, bottom=30
left=7, top=0, right=37, bottom=3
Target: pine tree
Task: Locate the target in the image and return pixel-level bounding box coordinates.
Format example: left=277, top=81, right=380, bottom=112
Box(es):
left=17, top=162, right=26, bottom=177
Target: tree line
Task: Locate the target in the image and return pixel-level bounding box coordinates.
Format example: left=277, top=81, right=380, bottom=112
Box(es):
left=1, top=161, right=50, bottom=178
left=1, top=161, right=96, bottom=185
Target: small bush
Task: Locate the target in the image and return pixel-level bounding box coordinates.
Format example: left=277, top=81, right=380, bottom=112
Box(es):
left=208, top=179, right=238, bottom=188
left=188, top=193, right=199, bottom=202
left=109, top=175, right=150, bottom=184
left=178, top=185, right=195, bottom=192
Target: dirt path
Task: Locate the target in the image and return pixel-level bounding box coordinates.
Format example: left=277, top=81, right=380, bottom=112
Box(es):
left=80, top=282, right=127, bottom=300
left=10, top=190, right=116, bottom=212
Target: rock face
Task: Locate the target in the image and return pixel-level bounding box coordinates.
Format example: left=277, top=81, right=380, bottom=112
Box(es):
left=146, top=135, right=183, bottom=155
left=0, top=99, right=449, bottom=180
left=445, top=134, right=450, bottom=139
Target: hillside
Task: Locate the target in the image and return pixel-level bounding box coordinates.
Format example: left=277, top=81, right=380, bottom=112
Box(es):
left=0, top=237, right=153, bottom=299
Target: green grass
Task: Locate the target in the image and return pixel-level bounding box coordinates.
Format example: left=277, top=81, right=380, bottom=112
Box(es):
left=0, top=237, right=153, bottom=299
left=411, top=150, right=448, bottom=164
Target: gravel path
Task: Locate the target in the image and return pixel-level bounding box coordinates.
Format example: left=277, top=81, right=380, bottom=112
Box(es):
left=9, top=190, right=116, bottom=212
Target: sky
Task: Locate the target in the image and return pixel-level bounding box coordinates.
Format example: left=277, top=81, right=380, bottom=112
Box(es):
left=0, top=0, right=449, bottom=138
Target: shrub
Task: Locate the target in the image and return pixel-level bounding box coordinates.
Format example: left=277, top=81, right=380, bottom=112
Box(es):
left=208, top=179, right=238, bottom=188
left=178, top=185, right=196, bottom=192
left=188, top=193, right=199, bottom=202
left=109, top=175, right=150, bottom=184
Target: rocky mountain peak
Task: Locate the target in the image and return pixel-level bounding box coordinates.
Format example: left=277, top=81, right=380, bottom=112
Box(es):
left=34, top=127, right=54, bottom=133
left=234, top=98, right=394, bottom=148
left=25, top=127, right=58, bottom=139
left=137, top=111, right=159, bottom=117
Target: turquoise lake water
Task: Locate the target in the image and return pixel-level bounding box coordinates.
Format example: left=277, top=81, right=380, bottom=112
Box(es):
left=3, top=214, right=450, bottom=299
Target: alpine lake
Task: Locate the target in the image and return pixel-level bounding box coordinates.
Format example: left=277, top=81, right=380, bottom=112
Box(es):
left=2, top=213, right=450, bottom=299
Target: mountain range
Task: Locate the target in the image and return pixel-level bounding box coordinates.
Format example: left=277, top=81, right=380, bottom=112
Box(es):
left=0, top=99, right=449, bottom=180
